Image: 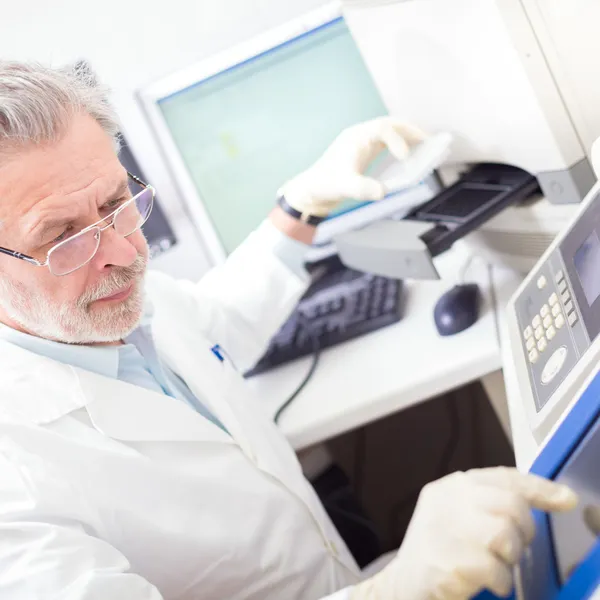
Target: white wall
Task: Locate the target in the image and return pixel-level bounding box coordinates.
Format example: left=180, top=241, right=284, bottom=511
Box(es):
left=0, top=0, right=327, bottom=279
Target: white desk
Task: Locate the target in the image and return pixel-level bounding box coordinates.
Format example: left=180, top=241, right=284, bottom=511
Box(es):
left=247, top=244, right=520, bottom=451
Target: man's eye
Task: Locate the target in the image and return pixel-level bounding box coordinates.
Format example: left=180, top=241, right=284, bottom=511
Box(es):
left=102, top=197, right=127, bottom=212
left=51, top=225, right=74, bottom=244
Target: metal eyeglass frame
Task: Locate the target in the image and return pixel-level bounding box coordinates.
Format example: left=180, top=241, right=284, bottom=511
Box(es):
left=0, top=172, right=155, bottom=277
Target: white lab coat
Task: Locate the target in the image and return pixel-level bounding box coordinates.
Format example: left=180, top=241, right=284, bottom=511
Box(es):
left=0, top=228, right=360, bottom=600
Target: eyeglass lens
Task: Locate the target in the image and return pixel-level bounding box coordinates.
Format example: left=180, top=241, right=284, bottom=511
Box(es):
left=48, top=187, right=154, bottom=276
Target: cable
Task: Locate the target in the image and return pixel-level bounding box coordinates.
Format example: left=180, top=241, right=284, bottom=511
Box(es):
left=274, top=316, right=321, bottom=424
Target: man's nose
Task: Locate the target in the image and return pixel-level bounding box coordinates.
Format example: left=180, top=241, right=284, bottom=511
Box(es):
left=91, top=225, right=138, bottom=271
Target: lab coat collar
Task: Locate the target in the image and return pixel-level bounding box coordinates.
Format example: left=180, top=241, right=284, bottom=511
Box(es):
left=0, top=339, right=232, bottom=445
left=0, top=339, right=87, bottom=425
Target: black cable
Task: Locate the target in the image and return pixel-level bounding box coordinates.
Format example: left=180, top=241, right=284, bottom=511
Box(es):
left=274, top=317, right=321, bottom=424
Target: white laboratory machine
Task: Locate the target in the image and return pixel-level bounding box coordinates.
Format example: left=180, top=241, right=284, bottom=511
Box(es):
left=340, top=0, right=600, bottom=273
left=505, top=163, right=600, bottom=447
left=484, top=170, right=600, bottom=594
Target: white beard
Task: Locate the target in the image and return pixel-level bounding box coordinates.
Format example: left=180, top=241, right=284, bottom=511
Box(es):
left=0, top=255, right=147, bottom=344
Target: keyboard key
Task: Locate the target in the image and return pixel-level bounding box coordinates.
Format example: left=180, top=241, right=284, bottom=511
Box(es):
left=540, top=304, right=550, bottom=318
left=549, top=293, right=558, bottom=306
left=555, top=270, right=564, bottom=283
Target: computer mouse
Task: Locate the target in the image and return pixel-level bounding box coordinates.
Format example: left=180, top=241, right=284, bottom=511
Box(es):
left=433, top=284, right=481, bottom=336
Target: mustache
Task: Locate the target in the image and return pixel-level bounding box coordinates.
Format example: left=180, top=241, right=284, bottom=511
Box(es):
left=77, top=255, right=147, bottom=307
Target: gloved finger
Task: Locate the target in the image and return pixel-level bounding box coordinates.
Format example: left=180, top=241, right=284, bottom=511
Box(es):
left=380, top=116, right=428, bottom=146
left=476, top=513, right=526, bottom=566
left=436, top=544, right=514, bottom=599
left=340, top=174, right=386, bottom=201
left=469, top=468, right=578, bottom=512
left=478, top=487, right=536, bottom=544
left=379, top=126, right=411, bottom=162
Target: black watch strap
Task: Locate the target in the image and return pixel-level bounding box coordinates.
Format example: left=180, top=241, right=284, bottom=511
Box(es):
left=277, top=195, right=325, bottom=226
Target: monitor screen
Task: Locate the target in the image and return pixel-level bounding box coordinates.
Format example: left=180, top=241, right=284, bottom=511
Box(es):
left=574, top=230, right=600, bottom=306
left=156, top=17, right=388, bottom=255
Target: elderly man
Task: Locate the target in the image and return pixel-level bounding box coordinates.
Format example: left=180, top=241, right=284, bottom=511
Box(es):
left=0, top=61, right=576, bottom=600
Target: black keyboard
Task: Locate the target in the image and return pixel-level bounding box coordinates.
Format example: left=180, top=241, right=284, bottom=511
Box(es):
left=245, top=260, right=405, bottom=377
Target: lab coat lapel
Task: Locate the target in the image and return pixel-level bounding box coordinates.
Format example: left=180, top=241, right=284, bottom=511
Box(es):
left=77, top=368, right=233, bottom=444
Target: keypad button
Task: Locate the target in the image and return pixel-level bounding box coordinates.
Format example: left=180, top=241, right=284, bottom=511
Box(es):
left=537, top=338, right=547, bottom=352
left=555, top=270, right=564, bottom=283
left=524, top=326, right=533, bottom=340
left=564, top=300, right=574, bottom=314
left=529, top=348, right=539, bottom=364
left=526, top=337, right=535, bottom=351
left=568, top=311, right=578, bottom=326
left=534, top=326, right=544, bottom=340
left=561, top=291, right=571, bottom=303
left=555, top=314, right=565, bottom=329
left=543, top=315, right=552, bottom=329
left=533, top=315, right=542, bottom=328
left=547, top=325, right=556, bottom=340
left=552, top=304, right=561, bottom=318
left=549, top=293, right=559, bottom=306
left=537, top=275, right=547, bottom=289
left=558, top=280, right=567, bottom=294
left=540, top=304, right=550, bottom=318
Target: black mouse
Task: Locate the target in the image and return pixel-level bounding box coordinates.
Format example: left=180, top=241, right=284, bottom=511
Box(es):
left=433, top=284, right=481, bottom=336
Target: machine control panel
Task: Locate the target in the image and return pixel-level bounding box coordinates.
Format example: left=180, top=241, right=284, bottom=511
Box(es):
left=514, top=188, right=600, bottom=413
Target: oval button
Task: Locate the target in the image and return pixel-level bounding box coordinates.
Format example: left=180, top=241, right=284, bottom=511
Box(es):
left=541, top=346, right=568, bottom=385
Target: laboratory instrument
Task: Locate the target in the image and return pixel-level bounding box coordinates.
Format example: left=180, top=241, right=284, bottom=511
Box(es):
left=245, top=256, right=404, bottom=376
left=478, top=365, right=600, bottom=600
left=343, top=0, right=596, bottom=206
left=433, top=284, right=481, bottom=337
left=340, top=0, right=600, bottom=273
left=335, top=163, right=539, bottom=280
left=506, top=174, right=600, bottom=446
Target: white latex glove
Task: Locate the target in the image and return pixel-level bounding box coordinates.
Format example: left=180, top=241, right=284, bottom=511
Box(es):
left=351, top=467, right=578, bottom=600
left=279, top=116, right=426, bottom=218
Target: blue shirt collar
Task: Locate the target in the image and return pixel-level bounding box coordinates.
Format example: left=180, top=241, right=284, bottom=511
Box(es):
left=0, top=301, right=155, bottom=380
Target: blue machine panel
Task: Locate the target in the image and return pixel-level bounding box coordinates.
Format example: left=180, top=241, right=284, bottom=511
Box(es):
left=477, top=368, right=600, bottom=600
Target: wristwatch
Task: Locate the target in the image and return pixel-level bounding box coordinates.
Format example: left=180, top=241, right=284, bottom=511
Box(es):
left=277, top=195, right=325, bottom=226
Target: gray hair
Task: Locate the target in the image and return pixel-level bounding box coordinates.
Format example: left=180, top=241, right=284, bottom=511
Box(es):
left=0, top=60, right=121, bottom=154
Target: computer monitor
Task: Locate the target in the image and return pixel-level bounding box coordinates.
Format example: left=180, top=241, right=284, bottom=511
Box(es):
left=139, top=2, right=428, bottom=264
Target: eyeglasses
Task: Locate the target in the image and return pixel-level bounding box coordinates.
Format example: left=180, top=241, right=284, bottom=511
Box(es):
left=0, top=172, right=154, bottom=277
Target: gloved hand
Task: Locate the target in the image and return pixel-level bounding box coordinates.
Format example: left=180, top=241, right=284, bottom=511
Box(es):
left=351, top=467, right=578, bottom=600
left=278, top=116, right=426, bottom=220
